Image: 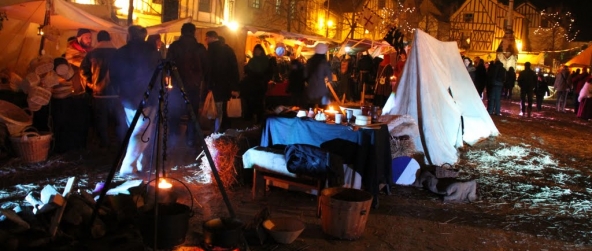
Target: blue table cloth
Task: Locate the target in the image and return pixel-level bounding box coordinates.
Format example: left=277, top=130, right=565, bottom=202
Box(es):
left=261, top=116, right=391, bottom=208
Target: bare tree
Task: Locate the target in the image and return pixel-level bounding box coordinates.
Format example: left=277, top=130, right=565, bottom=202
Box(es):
left=532, top=8, right=578, bottom=51
left=255, top=0, right=313, bottom=33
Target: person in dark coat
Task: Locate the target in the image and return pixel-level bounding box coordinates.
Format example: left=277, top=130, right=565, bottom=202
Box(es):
left=474, top=59, right=487, bottom=99
left=286, top=51, right=306, bottom=108
left=535, top=72, right=550, bottom=111
left=463, top=57, right=476, bottom=87
left=517, top=62, right=537, bottom=117
left=305, top=43, right=332, bottom=107
left=80, top=30, right=125, bottom=148
left=166, top=23, right=208, bottom=147
left=487, top=59, right=505, bottom=116
left=52, top=28, right=94, bottom=153
left=205, top=31, right=240, bottom=133
left=374, top=54, right=394, bottom=107
left=242, top=44, right=272, bottom=123
left=503, top=67, right=516, bottom=100
left=109, top=25, right=162, bottom=175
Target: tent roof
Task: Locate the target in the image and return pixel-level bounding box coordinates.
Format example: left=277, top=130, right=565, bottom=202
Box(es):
left=565, top=46, right=592, bottom=67
left=385, top=29, right=499, bottom=166
left=1, top=0, right=125, bottom=33
left=244, top=25, right=338, bottom=45
left=145, top=17, right=193, bottom=35
left=336, top=39, right=394, bottom=57
left=517, top=52, right=544, bottom=65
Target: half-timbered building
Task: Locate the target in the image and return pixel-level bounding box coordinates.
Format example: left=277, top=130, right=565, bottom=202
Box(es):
left=515, top=1, right=541, bottom=29
left=449, top=0, right=525, bottom=55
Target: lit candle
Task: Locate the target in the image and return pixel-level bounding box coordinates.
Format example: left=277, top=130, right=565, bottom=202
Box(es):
left=165, top=76, right=173, bottom=89
left=324, top=106, right=338, bottom=121
left=147, top=178, right=176, bottom=205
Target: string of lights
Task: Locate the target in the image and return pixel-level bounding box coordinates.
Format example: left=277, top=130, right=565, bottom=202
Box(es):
left=376, top=0, right=416, bottom=36
left=533, top=10, right=579, bottom=43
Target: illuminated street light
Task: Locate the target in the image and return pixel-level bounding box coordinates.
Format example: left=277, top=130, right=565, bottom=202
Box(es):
left=226, top=21, right=239, bottom=31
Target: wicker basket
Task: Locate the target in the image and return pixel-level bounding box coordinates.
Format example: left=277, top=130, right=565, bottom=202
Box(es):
left=10, top=128, right=52, bottom=163
left=435, top=163, right=459, bottom=178
left=28, top=85, right=52, bottom=106
left=0, top=100, right=33, bottom=136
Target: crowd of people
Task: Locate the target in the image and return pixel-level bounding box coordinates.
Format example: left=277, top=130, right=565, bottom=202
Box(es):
left=44, top=22, right=592, bottom=176
left=460, top=56, right=592, bottom=119
left=55, top=24, right=243, bottom=175
left=60, top=23, right=408, bottom=176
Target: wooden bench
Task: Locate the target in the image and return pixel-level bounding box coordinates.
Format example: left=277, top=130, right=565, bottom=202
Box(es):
left=244, top=146, right=325, bottom=216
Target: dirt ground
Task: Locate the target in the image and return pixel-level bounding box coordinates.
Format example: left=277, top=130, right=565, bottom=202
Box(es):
left=1, top=95, right=592, bottom=251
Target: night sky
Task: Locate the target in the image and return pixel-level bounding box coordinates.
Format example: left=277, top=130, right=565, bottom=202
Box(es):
left=526, top=0, right=592, bottom=41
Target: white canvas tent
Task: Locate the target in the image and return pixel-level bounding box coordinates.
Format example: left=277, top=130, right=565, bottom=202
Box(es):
left=0, top=0, right=195, bottom=75
left=384, top=29, right=499, bottom=166
left=1, top=0, right=125, bottom=32
left=0, top=0, right=127, bottom=75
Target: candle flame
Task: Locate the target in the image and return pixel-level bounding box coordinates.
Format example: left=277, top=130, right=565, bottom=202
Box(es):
left=165, top=76, right=173, bottom=89
left=158, top=179, right=173, bottom=189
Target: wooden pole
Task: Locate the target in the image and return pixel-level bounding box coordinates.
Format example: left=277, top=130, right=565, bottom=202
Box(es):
left=38, top=0, right=51, bottom=56
left=127, top=0, right=133, bottom=25
left=326, top=80, right=342, bottom=106
left=361, top=84, right=366, bottom=104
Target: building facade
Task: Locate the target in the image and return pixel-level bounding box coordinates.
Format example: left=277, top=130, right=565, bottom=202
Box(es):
left=449, top=0, right=525, bottom=54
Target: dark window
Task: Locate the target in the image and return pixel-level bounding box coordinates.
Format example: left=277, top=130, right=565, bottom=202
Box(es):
left=252, top=0, right=261, bottom=9
left=464, top=13, right=474, bottom=22
left=199, top=0, right=211, bottom=12
left=378, top=0, right=386, bottom=8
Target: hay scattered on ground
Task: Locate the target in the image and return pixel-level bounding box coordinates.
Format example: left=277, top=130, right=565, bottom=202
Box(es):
left=462, top=145, right=592, bottom=219
left=198, top=133, right=239, bottom=189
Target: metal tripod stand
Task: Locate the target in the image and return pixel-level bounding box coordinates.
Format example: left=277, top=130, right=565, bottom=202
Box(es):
left=89, top=60, right=236, bottom=249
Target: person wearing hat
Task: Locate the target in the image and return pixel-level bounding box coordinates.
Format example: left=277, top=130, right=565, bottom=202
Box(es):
left=65, top=28, right=93, bottom=95
left=374, top=54, right=394, bottom=107
left=166, top=23, right=208, bottom=147
left=80, top=30, right=125, bottom=148
left=204, top=30, right=240, bottom=133
left=109, top=25, right=161, bottom=175
left=304, top=43, right=332, bottom=107
left=51, top=28, right=94, bottom=153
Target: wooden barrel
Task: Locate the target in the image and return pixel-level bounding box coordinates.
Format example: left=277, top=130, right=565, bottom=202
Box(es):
left=320, top=187, right=373, bottom=240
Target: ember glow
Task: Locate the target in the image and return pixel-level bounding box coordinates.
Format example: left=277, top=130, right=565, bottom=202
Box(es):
left=158, top=178, right=172, bottom=189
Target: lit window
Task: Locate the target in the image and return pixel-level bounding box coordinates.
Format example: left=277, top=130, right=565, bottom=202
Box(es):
left=276, top=0, right=281, bottom=14
left=289, top=0, right=296, bottom=16
left=252, top=0, right=260, bottom=9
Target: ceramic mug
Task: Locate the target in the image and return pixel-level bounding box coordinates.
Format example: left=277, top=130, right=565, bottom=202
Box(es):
left=335, top=113, right=343, bottom=124
left=345, top=109, right=354, bottom=122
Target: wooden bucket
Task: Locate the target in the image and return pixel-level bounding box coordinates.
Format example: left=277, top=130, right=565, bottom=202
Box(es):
left=320, top=187, right=373, bottom=240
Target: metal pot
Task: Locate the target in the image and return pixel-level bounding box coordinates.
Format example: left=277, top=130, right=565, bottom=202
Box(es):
left=203, top=217, right=245, bottom=248
left=138, top=203, right=192, bottom=249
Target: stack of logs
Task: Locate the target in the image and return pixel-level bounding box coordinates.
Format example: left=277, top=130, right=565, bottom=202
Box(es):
left=0, top=177, right=149, bottom=250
